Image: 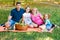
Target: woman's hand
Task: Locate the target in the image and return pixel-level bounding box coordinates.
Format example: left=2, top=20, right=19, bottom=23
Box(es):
left=32, top=22, right=38, bottom=27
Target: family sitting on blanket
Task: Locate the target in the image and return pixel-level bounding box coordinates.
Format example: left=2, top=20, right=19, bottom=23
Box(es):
left=0, top=2, right=55, bottom=32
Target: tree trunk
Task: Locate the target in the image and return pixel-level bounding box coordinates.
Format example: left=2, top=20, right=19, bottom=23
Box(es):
left=13, top=0, right=16, bottom=6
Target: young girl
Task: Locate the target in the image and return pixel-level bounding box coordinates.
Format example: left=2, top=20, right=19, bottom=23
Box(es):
left=44, top=14, right=55, bottom=32
left=22, top=6, right=37, bottom=28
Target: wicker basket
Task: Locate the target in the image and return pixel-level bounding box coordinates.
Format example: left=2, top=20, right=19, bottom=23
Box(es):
left=15, top=24, right=28, bottom=30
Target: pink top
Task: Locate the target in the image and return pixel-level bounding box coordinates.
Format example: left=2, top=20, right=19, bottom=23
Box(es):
left=31, top=13, right=44, bottom=25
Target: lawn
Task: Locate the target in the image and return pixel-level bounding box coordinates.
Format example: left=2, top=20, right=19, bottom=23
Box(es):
left=0, top=3, right=60, bottom=40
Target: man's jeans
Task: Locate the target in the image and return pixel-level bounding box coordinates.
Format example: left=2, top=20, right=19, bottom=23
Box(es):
left=9, top=20, right=16, bottom=30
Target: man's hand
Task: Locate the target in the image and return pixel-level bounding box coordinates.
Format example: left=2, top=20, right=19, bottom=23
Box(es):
left=5, top=21, right=10, bottom=28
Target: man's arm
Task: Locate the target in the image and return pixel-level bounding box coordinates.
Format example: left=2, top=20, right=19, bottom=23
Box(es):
left=5, top=15, right=12, bottom=28
left=8, top=15, right=12, bottom=21
left=7, top=9, right=13, bottom=21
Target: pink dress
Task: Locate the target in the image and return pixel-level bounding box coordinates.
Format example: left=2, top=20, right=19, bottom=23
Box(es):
left=31, top=13, right=44, bottom=25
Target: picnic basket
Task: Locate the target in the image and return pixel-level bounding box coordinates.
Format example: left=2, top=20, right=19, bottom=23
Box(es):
left=15, top=24, right=28, bottom=30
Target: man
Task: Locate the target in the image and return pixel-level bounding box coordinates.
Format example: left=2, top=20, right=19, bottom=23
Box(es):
left=5, top=2, right=25, bottom=30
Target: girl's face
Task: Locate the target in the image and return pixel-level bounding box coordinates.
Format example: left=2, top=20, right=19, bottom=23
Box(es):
left=26, top=7, right=30, bottom=13
left=45, top=14, right=49, bottom=19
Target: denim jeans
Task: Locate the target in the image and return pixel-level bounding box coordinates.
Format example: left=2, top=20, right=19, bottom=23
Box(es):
left=9, top=20, right=16, bottom=30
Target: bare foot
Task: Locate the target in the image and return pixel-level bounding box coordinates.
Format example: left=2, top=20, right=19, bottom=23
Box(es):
left=4, top=28, right=7, bottom=30
left=47, top=28, right=54, bottom=33
left=37, top=28, right=42, bottom=32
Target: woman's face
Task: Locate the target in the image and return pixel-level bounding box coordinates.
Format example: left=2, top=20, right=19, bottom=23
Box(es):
left=32, top=8, right=37, bottom=14
left=26, top=7, right=30, bottom=13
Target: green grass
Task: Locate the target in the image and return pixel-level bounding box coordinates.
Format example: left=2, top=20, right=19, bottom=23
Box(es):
left=0, top=28, right=60, bottom=40
left=0, top=3, right=60, bottom=40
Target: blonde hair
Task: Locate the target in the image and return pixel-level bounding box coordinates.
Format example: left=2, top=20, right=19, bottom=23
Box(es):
left=32, top=7, right=38, bottom=14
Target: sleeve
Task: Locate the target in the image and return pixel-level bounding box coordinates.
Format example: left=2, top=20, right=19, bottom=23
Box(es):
left=23, top=9, right=25, bottom=13
left=23, top=13, right=25, bottom=17
left=38, top=13, right=43, bottom=17
left=22, top=9, right=25, bottom=14
left=46, top=20, right=50, bottom=24
left=10, top=10, right=14, bottom=16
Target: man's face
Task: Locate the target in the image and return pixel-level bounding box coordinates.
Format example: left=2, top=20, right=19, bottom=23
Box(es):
left=16, top=4, right=21, bottom=9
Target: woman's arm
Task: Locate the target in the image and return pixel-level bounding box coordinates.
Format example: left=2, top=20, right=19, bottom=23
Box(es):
left=37, top=11, right=43, bottom=19
left=39, top=13, right=43, bottom=19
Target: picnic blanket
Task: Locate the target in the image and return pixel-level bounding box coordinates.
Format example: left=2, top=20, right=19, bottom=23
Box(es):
left=0, top=26, right=42, bottom=32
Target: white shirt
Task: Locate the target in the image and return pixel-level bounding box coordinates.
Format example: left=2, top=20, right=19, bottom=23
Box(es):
left=23, top=13, right=32, bottom=25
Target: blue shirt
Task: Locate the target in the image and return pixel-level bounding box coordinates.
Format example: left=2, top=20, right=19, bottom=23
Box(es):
left=45, top=19, right=52, bottom=30
left=10, top=8, right=25, bottom=22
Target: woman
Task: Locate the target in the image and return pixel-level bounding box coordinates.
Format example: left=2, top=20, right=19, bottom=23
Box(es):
left=31, top=8, right=45, bottom=30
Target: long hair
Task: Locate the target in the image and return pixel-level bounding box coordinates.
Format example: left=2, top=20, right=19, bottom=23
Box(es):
left=25, top=5, right=32, bottom=13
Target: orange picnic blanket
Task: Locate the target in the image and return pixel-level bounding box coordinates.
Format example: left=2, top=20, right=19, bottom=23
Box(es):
left=0, top=26, right=41, bottom=32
